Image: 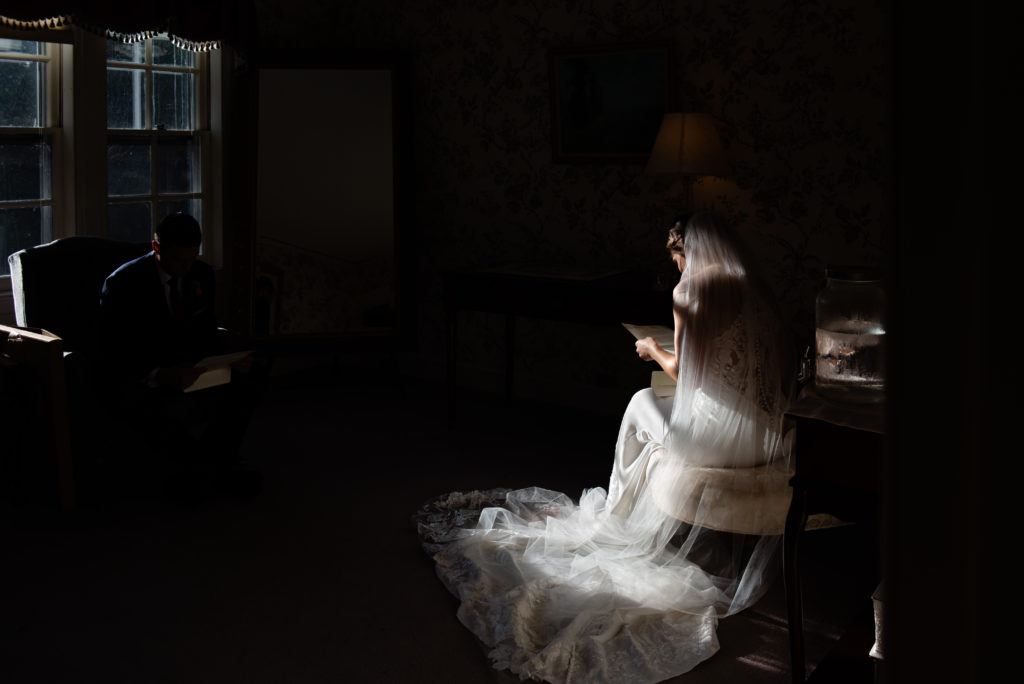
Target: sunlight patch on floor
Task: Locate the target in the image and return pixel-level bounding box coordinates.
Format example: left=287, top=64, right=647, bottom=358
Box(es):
left=737, top=651, right=788, bottom=674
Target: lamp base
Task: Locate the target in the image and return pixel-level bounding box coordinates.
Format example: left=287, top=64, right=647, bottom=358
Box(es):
left=668, top=177, right=695, bottom=212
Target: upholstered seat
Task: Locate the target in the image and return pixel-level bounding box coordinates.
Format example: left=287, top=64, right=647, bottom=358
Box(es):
left=7, top=236, right=151, bottom=352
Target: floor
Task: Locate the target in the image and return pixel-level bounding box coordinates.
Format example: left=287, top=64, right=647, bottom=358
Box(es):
left=2, top=361, right=880, bottom=683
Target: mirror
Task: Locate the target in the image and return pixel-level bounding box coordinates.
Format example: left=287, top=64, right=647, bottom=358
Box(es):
left=251, top=58, right=410, bottom=341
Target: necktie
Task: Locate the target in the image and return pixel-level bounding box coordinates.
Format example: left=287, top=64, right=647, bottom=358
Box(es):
left=169, top=276, right=183, bottom=321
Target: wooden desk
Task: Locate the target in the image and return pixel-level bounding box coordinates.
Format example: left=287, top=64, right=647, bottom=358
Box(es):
left=444, top=264, right=671, bottom=424
left=1, top=324, right=74, bottom=510
left=784, top=388, right=884, bottom=682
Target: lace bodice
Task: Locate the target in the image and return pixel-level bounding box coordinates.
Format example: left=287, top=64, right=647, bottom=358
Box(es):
left=698, top=293, right=783, bottom=418
left=706, top=311, right=747, bottom=396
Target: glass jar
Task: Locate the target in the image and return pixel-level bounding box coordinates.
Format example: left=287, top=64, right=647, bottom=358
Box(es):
left=814, top=266, right=886, bottom=403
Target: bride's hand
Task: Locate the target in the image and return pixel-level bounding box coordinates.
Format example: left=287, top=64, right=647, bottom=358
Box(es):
left=636, top=337, right=661, bottom=361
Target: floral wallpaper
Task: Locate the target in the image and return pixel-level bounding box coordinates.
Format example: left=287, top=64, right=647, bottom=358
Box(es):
left=253, top=0, right=887, bottom=408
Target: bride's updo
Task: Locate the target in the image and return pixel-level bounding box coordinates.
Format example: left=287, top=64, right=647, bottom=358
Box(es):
left=665, top=214, right=690, bottom=254
left=671, top=211, right=751, bottom=354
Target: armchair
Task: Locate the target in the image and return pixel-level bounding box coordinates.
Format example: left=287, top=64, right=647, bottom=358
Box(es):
left=8, top=236, right=151, bottom=351
left=8, top=237, right=261, bottom=505
left=7, top=237, right=151, bottom=503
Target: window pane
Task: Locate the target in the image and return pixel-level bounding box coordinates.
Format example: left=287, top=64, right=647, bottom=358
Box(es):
left=106, top=39, right=145, bottom=64
left=158, top=199, right=201, bottom=225
left=152, top=35, right=194, bottom=68
left=1, top=206, right=49, bottom=277
left=0, top=139, right=52, bottom=201
left=157, top=137, right=198, bottom=194
left=108, top=202, right=152, bottom=243
left=153, top=71, right=194, bottom=130
left=107, top=140, right=151, bottom=197
left=0, top=39, right=43, bottom=56
left=107, top=67, right=146, bottom=129
left=0, top=59, right=44, bottom=127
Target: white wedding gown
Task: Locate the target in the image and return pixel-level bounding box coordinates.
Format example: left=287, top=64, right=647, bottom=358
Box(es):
left=416, top=235, right=793, bottom=683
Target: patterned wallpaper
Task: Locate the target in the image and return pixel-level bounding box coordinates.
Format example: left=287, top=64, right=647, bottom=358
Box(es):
left=253, top=0, right=888, bottom=408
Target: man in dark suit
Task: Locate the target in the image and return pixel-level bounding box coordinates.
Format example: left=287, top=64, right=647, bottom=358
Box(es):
left=99, top=212, right=260, bottom=499
left=100, top=212, right=224, bottom=388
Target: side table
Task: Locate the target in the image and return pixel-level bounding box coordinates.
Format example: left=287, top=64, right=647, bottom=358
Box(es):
left=784, top=386, right=884, bottom=682
left=1, top=324, right=74, bottom=510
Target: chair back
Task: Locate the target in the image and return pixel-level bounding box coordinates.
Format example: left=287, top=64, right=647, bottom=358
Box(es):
left=7, top=237, right=151, bottom=352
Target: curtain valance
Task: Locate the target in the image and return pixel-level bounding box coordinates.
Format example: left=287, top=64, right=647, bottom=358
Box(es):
left=0, top=1, right=255, bottom=53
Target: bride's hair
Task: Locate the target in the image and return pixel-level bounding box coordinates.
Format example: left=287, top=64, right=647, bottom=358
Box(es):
left=665, top=213, right=753, bottom=289
left=665, top=214, right=691, bottom=253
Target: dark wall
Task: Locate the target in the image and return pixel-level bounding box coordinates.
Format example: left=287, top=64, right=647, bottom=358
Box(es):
left=246, top=0, right=887, bottom=407
left=887, top=2, right=1018, bottom=683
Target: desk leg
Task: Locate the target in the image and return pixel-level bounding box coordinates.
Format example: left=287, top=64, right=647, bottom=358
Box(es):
left=785, top=478, right=808, bottom=683
left=45, top=350, right=75, bottom=510
left=447, top=304, right=458, bottom=429
left=504, top=314, right=515, bottom=399
left=3, top=327, right=75, bottom=510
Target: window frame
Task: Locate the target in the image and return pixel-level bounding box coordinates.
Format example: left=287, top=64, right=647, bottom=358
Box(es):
left=0, top=36, right=70, bottom=289
left=0, top=25, right=223, bottom=321
left=105, top=35, right=210, bottom=247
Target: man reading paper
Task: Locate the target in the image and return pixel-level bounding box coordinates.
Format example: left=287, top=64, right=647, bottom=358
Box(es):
left=99, top=212, right=261, bottom=499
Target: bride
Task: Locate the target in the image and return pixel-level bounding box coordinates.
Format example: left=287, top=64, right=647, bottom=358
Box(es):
left=416, top=212, right=795, bottom=683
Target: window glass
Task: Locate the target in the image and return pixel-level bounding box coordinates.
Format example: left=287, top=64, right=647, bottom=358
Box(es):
left=0, top=139, right=52, bottom=202
left=0, top=38, right=44, bottom=56
left=152, top=36, right=194, bottom=68
left=0, top=206, right=50, bottom=269
left=105, top=34, right=202, bottom=239
left=1, top=40, right=51, bottom=277
left=157, top=138, right=197, bottom=194
left=0, top=59, right=43, bottom=127
left=107, top=140, right=152, bottom=196
left=152, top=71, right=194, bottom=130
left=106, top=40, right=145, bottom=64
left=107, top=67, right=147, bottom=129
left=158, top=199, right=201, bottom=224
left=107, top=201, right=152, bottom=243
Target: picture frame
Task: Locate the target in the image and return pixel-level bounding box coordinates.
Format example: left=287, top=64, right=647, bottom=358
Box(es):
left=548, top=42, right=675, bottom=163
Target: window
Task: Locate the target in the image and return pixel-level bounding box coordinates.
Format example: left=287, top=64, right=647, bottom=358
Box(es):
left=1, top=26, right=220, bottom=303
left=0, top=37, right=61, bottom=277
left=106, top=35, right=207, bottom=244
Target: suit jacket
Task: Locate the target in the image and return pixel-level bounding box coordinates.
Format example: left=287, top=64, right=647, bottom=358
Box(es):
left=99, top=251, right=218, bottom=382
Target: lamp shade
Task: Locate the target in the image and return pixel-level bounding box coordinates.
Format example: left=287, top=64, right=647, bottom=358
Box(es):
left=645, top=113, right=729, bottom=177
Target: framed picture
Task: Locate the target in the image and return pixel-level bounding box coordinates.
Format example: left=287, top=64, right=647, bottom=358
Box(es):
left=549, top=42, right=675, bottom=163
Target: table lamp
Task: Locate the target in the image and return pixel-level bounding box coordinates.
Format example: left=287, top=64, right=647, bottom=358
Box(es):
left=645, top=112, right=729, bottom=210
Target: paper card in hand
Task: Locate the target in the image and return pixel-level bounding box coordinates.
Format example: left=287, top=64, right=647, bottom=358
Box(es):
left=184, top=350, right=254, bottom=393
left=621, top=323, right=674, bottom=354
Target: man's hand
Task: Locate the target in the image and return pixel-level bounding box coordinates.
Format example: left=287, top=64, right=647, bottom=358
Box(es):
left=155, top=362, right=205, bottom=391
left=230, top=352, right=255, bottom=374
